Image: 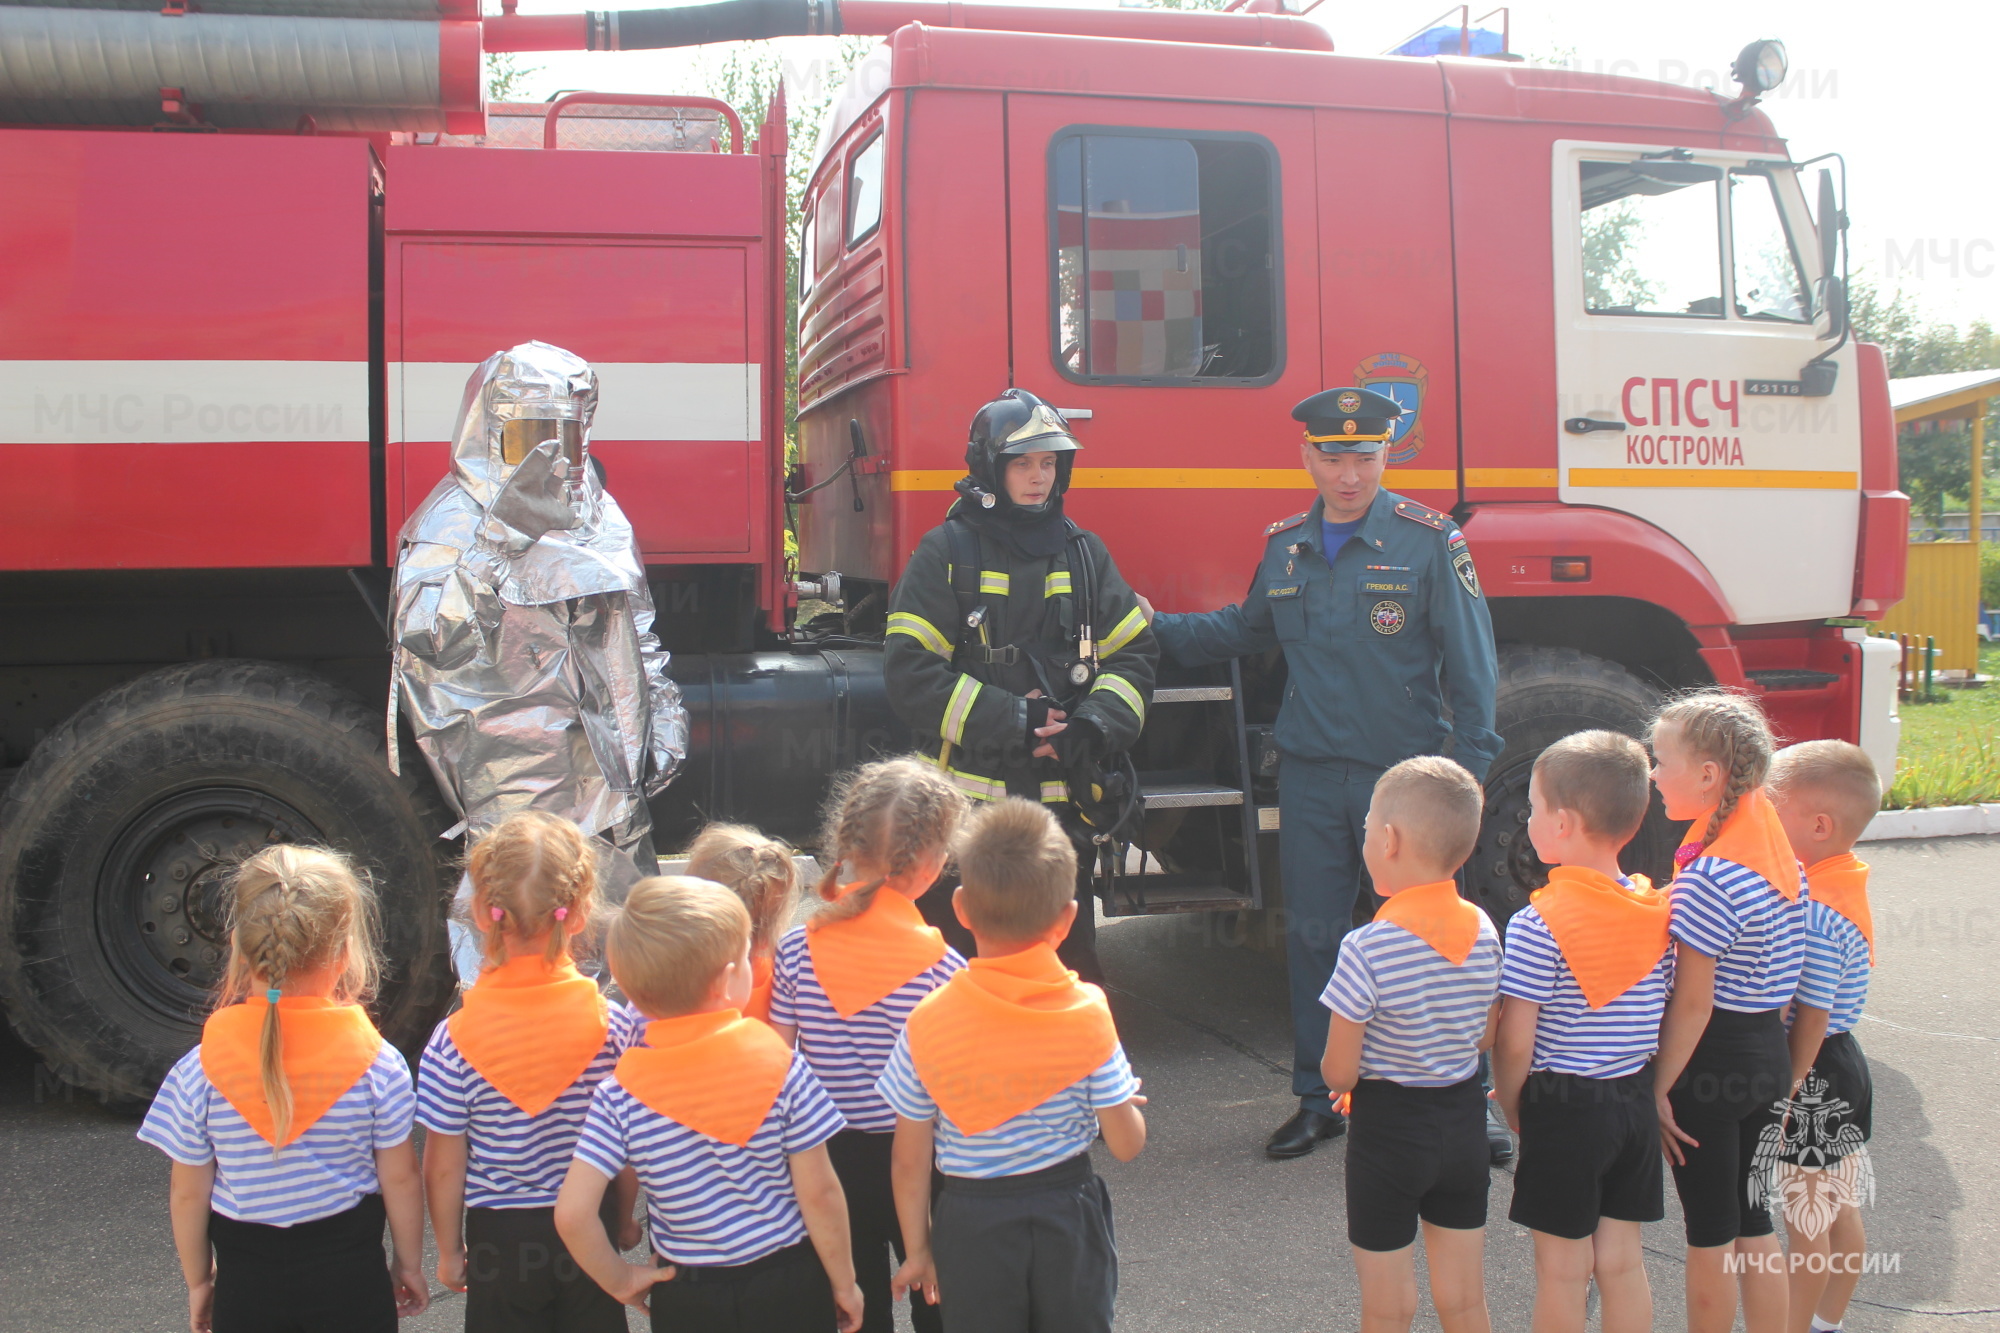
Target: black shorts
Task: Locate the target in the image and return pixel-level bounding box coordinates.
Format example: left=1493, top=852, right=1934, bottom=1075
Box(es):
left=649, top=1239, right=835, bottom=1333
left=1667, top=1007, right=1791, bottom=1248
left=207, top=1193, right=396, bottom=1333
left=464, top=1204, right=627, bottom=1333
left=1345, top=1075, right=1490, bottom=1252
left=1779, top=1029, right=1873, bottom=1162
left=1508, top=1067, right=1664, bottom=1240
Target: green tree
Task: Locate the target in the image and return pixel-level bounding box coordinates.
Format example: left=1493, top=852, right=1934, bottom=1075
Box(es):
left=1580, top=200, right=1657, bottom=310
left=485, top=52, right=538, bottom=103
left=1848, top=279, right=1999, bottom=528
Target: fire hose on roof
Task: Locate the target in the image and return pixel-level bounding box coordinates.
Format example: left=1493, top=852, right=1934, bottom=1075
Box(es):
left=0, top=0, right=1328, bottom=132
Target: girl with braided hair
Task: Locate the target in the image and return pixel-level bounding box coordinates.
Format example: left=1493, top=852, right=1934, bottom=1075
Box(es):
left=686, top=823, right=803, bottom=1025
left=1647, top=690, right=1807, bottom=1333
left=138, top=845, right=428, bottom=1333
left=768, top=757, right=971, bottom=1333
left=416, top=811, right=643, bottom=1332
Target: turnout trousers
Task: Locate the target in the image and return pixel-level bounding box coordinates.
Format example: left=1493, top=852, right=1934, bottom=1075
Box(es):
left=1277, top=755, right=1379, bottom=1115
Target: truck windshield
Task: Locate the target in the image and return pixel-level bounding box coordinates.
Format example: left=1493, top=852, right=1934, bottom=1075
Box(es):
left=1051, top=129, right=1280, bottom=383
left=1579, top=160, right=1723, bottom=318
left=1729, top=166, right=1812, bottom=322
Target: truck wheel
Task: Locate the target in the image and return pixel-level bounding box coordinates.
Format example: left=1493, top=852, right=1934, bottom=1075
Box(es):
left=0, top=660, right=455, bottom=1101
left=1463, top=646, right=1685, bottom=924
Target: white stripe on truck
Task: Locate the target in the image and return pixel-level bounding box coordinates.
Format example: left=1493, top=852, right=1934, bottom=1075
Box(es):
left=392, top=362, right=761, bottom=443
left=0, top=360, right=368, bottom=443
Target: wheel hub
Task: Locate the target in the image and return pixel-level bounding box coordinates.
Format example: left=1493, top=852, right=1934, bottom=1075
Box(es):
left=1472, top=762, right=1547, bottom=914
left=98, top=789, right=321, bottom=1014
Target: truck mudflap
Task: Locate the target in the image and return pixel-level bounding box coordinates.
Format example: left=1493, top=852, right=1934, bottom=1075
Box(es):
left=1855, top=631, right=1902, bottom=785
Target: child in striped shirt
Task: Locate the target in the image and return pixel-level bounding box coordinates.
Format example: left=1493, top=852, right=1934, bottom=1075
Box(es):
left=555, top=874, right=863, bottom=1332
left=772, top=758, right=968, bottom=1333
left=1492, top=731, right=1673, bottom=1333
left=1649, top=690, right=1804, bottom=1333
left=1321, top=755, right=1501, bottom=1333
left=418, top=811, right=643, bottom=1332
left=880, top=798, right=1146, bottom=1333
left=685, top=823, right=803, bottom=1026
left=138, top=846, right=428, bottom=1333
left=1762, top=740, right=1882, bottom=1333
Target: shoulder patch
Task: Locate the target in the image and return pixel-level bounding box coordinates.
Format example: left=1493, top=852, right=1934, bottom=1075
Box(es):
left=1393, top=500, right=1446, bottom=531
left=1265, top=511, right=1309, bottom=537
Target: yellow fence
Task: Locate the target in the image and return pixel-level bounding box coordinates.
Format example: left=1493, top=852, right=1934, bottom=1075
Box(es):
left=1873, top=541, right=1982, bottom=673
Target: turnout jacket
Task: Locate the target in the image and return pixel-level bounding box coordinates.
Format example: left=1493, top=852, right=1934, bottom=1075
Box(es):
left=1151, top=489, right=1500, bottom=779
left=885, top=516, right=1157, bottom=803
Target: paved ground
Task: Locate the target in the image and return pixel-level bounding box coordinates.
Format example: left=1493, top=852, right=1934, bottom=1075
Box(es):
left=4, top=836, right=1996, bottom=1331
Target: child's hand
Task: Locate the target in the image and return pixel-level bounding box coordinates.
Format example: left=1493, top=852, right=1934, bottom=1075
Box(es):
left=436, top=1246, right=467, bottom=1293
left=615, top=1213, right=645, bottom=1253
left=186, top=1276, right=214, bottom=1333
left=608, top=1259, right=678, bottom=1311
left=391, top=1255, right=430, bottom=1317
left=892, top=1250, right=939, bottom=1307
left=1495, top=1091, right=1521, bottom=1135
left=832, top=1279, right=865, bottom=1332
left=1656, top=1093, right=1699, bottom=1167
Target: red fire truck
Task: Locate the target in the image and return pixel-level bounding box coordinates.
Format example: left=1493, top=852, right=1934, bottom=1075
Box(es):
left=0, top=0, right=1906, bottom=1098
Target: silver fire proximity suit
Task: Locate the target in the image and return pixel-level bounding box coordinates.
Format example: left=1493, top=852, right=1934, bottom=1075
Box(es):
left=388, top=342, right=687, bottom=904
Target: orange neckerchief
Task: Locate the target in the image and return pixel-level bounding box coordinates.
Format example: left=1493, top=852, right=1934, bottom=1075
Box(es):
left=1679, top=787, right=1801, bottom=901
left=200, top=996, right=382, bottom=1148
left=614, top=1012, right=792, bottom=1146
left=1530, top=867, right=1672, bottom=1009
left=1804, top=853, right=1874, bottom=962
left=1372, top=880, right=1483, bottom=965
left=806, top=888, right=949, bottom=1019
left=447, top=954, right=609, bottom=1116
left=744, top=953, right=776, bottom=1025
left=906, top=943, right=1119, bottom=1137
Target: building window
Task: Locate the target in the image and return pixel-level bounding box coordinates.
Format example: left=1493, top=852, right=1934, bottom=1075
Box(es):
left=1051, top=129, right=1282, bottom=384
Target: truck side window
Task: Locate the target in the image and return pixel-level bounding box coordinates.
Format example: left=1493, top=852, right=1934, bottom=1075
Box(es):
left=1051, top=129, right=1281, bottom=383
left=815, top=175, right=844, bottom=277
left=847, top=134, right=885, bottom=247
left=1579, top=159, right=1723, bottom=318
left=1729, top=167, right=1811, bottom=322
left=800, top=209, right=817, bottom=299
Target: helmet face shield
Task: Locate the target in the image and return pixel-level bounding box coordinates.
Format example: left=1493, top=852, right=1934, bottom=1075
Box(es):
left=500, top=418, right=585, bottom=467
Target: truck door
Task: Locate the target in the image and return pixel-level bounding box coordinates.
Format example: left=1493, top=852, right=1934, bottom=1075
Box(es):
left=1003, top=97, right=1319, bottom=612
left=1552, top=144, right=1861, bottom=625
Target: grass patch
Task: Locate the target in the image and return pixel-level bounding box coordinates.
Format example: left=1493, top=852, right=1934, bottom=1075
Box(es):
left=1886, top=641, right=2000, bottom=808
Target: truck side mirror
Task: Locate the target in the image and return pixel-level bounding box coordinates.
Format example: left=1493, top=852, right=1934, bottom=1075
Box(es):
left=1815, top=168, right=1847, bottom=341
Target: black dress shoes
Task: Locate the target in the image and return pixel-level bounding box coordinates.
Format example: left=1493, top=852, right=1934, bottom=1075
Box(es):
left=1265, top=1106, right=1347, bottom=1159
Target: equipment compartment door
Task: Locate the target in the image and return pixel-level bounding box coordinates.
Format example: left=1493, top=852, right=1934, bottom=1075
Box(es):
left=1003, top=96, right=1320, bottom=615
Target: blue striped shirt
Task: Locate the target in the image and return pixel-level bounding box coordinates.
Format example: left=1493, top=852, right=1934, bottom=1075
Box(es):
left=572, top=1053, right=845, bottom=1266
left=1321, top=912, right=1502, bottom=1086
left=1794, top=900, right=1870, bottom=1035
left=1669, top=856, right=1807, bottom=1012
left=876, top=1031, right=1140, bottom=1178
left=138, top=1044, right=415, bottom=1227
left=769, top=922, right=966, bottom=1133
left=1500, top=895, right=1674, bottom=1079
left=415, top=1004, right=644, bottom=1209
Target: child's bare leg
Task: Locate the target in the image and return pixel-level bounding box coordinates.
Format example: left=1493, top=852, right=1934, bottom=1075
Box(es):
left=1420, top=1222, right=1491, bottom=1333
left=1784, top=1214, right=1831, bottom=1333
left=1817, top=1205, right=1865, bottom=1324
left=1735, top=1233, right=1787, bottom=1333
left=1685, top=1243, right=1740, bottom=1333
left=1528, top=1230, right=1593, bottom=1333
left=1589, top=1219, right=1652, bottom=1333
left=1351, top=1243, right=1420, bottom=1333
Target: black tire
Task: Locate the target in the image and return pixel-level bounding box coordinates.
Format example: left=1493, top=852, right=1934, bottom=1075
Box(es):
left=0, top=660, right=455, bottom=1101
left=1463, top=646, right=1687, bottom=924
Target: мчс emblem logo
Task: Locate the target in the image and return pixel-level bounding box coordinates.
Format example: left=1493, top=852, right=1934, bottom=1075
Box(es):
left=1370, top=600, right=1406, bottom=635
left=1337, top=390, right=1362, bottom=414
left=1355, top=352, right=1429, bottom=466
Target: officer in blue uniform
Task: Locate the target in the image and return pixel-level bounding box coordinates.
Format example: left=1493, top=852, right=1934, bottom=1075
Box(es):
left=1137, top=387, right=1502, bottom=1158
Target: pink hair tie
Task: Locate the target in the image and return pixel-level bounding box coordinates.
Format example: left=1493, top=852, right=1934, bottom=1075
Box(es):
left=490, top=906, right=505, bottom=922
left=552, top=907, right=569, bottom=922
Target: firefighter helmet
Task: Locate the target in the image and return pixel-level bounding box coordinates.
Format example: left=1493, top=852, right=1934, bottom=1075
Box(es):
left=964, top=389, right=1082, bottom=505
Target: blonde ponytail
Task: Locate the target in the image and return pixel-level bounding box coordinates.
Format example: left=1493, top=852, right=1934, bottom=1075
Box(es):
left=1651, top=689, right=1775, bottom=848
left=685, top=824, right=801, bottom=956
left=809, top=757, right=968, bottom=932
left=219, top=844, right=379, bottom=1148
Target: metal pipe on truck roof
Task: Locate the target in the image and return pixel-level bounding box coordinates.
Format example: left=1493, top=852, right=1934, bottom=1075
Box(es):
left=482, top=0, right=1333, bottom=52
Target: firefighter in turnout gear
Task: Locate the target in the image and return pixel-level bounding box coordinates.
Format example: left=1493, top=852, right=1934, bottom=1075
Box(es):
left=1139, top=386, right=1502, bottom=1159
left=884, top=389, right=1158, bottom=979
